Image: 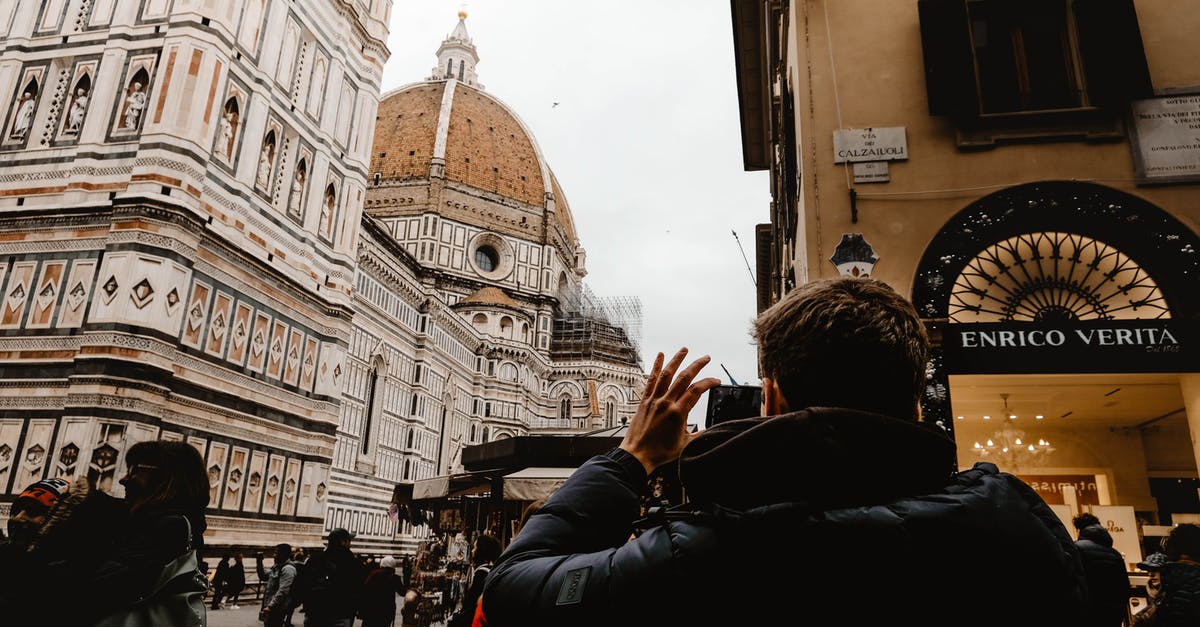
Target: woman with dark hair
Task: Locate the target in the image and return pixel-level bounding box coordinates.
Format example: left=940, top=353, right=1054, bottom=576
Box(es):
left=83, top=439, right=211, bottom=625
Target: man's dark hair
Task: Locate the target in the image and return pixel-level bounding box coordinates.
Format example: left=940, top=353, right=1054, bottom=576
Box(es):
left=1072, top=512, right=1101, bottom=531
left=753, top=277, right=929, bottom=421
left=1162, top=522, right=1200, bottom=561
left=473, top=532, right=502, bottom=564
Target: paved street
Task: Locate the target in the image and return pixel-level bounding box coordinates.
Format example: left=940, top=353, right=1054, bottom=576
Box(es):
left=205, top=602, right=432, bottom=627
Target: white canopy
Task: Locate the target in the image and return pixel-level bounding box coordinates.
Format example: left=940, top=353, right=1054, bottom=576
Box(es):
left=501, top=466, right=577, bottom=501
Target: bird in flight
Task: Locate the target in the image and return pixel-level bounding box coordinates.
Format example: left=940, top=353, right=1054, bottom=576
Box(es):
left=552, top=102, right=560, bottom=108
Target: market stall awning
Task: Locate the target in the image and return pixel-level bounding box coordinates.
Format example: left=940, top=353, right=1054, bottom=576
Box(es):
left=502, top=466, right=577, bottom=501
left=412, top=470, right=498, bottom=500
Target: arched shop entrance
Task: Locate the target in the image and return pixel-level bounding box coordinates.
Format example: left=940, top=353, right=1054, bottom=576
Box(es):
left=913, top=181, right=1200, bottom=563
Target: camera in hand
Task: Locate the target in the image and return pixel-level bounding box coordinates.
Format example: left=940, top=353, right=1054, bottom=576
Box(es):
left=704, top=384, right=763, bottom=428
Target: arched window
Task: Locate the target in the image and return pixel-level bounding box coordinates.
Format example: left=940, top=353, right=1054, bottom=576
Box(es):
left=559, top=395, right=571, bottom=420
left=459, top=59, right=465, bottom=80
left=605, top=400, right=615, bottom=427
left=472, top=313, right=488, bottom=330
left=362, top=360, right=383, bottom=456
left=499, top=316, right=513, bottom=339
left=446, top=58, right=453, bottom=78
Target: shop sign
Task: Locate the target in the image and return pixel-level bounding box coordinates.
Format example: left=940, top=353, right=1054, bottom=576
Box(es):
left=943, top=320, right=1199, bottom=374
left=1088, top=505, right=1144, bottom=567
left=1018, top=474, right=1100, bottom=505
left=833, top=127, right=908, bottom=163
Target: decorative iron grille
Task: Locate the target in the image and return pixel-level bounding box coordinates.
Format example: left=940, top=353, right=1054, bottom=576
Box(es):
left=949, top=231, right=1170, bottom=322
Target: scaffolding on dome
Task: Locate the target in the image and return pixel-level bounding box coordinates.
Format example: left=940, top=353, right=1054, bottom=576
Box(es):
left=552, top=283, right=643, bottom=368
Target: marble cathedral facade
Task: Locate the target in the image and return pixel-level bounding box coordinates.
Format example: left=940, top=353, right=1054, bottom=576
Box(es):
left=0, top=3, right=644, bottom=555
left=0, top=0, right=391, bottom=549
left=333, top=14, right=645, bottom=553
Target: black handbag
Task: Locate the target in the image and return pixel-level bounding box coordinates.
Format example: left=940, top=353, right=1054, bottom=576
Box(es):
left=94, top=517, right=208, bottom=627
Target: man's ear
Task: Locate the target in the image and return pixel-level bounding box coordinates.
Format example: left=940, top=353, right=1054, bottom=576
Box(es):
left=762, top=377, right=790, bottom=417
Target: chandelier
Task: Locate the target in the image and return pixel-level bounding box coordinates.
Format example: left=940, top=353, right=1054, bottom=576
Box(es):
left=971, top=394, right=1055, bottom=465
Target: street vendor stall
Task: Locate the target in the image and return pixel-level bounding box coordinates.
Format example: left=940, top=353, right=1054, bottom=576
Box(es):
left=403, top=428, right=621, bottom=624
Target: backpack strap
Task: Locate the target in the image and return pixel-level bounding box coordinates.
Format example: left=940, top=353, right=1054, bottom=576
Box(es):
left=632, top=502, right=745, bottom=531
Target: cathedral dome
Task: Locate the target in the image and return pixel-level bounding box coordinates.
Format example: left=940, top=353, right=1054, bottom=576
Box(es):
left=370, top=79, right=578, bottom=244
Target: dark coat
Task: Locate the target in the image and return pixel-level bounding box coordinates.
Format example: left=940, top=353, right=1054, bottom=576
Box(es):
left=0, top=477, right=128, bottom=625
left=225, top=558, right=246, bottom=592
left=359, top=567, right=405, bottom=626
left=300, top=545, right=367, bottom=620
left=1076, top=524, right=1132, bottom=627
left=85, top=504, right=207, bottom=624
left=1152, top=560, right=1200, bottom=627
left=482, top=407, right=1089, bottom=627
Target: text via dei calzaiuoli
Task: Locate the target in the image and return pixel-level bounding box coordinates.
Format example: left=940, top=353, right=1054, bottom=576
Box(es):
left=959, top=327, right=1180, bottom=351
left=833, top=127, right=908, bottom=164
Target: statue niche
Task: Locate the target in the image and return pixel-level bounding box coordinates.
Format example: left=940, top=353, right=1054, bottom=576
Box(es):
left=118, top=69, right=149, bottom=131
left=9, top=78, right=39, bottom=140
left=62, top=74, right=91, bottom=136
left=256, top=129, right=277, bottom=191
left=216, top=97, right=239, bottom=159
left=287, top=159, right=307, bottom=218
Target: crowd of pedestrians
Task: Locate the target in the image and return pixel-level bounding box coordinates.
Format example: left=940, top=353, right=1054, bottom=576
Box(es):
left=4, top=277, right=1200, bottom=627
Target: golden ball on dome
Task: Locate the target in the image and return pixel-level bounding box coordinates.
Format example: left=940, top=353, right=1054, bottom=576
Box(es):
left=458, top=10, right=468, bottom=19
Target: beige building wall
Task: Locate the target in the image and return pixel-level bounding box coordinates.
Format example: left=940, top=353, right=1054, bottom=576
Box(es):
left=735, top=0, right=1200, bottom=531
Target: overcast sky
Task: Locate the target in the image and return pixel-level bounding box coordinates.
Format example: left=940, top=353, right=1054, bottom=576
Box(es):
left=382, top=1, right=771, bottom=426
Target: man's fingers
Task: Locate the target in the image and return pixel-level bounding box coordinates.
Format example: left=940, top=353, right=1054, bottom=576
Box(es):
left=654, top=348, right=689, bottom=397
left=641, top=352, right=665, bottom=397
left=680, top=377, right=723, bottom=410
left=666, top=355, right=711, bottom=399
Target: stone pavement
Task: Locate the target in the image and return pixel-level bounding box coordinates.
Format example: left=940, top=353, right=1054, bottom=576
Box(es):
left=204, top=602, right=431, bottom=627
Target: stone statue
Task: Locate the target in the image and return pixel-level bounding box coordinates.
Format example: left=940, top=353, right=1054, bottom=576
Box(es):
left=256, top=140, right=274, bottom=189
left=288, top=169, right=305, bottom=216
left=122, top=82, right=146, bottom=130
left=319, top=190, right=334, bottom=237
left=65, top=87, right=88, bottom=134
left=217, top=109, right=235, bottom=157
left=10, top=91, right=35, bottom=139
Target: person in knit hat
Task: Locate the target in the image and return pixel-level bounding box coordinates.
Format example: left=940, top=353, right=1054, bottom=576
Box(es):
left=360, top=554, right=407, bottom=627
left=5, top=477, right=71, bottom=547
left=0, top=475, right=126, bottom=624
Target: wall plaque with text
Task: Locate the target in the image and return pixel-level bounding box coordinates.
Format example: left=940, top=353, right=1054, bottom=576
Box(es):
left=833, top=127, right=908, bottom=163
left=1129, top=93, right=1200, bottom=184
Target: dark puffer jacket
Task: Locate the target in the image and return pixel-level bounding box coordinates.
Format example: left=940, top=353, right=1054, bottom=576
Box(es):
left=1076, top=523, right=1132, bottom=627
left=483, top=408, right=1088, bottom=627
left=1152, top=560, right=1200, bottom=626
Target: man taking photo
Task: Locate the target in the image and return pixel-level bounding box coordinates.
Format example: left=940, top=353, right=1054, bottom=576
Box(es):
left=480, top=277, right=1088, bottom=627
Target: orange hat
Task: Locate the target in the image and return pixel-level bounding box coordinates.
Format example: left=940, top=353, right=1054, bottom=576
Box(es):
left=15, top=478, right=70, bottom=512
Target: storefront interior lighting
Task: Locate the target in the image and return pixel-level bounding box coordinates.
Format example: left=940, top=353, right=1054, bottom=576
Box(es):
left=971, top=394, right=1054, bottom=462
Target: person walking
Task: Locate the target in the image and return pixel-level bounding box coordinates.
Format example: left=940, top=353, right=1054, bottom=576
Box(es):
left=359, top=555, right=406, bottom=627
left=259, top=543, right=299, bottom=627
left=295, top=527, right=366, bottom=627
left=225, top=552, right=247, bottom=609
left=212, top=554, right=233, bottom=609
left=479, top=277, right=1088, bottom=627
left=1073, top=512, right=1133, bottom=627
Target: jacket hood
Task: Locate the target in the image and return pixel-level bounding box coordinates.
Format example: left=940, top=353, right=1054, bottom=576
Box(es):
left=1079, top=524, right=1115, bottom=547
left=679, top=407, right=957, bottom=510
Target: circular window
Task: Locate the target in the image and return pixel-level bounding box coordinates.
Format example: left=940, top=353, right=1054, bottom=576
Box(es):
left=474, top=246, right=499, bottom=272
left=467, top=232, right=515, bottom=279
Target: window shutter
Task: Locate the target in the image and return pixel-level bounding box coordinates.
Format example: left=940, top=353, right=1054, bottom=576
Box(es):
left=917, top=0, right=978, bottom=117
left=1073, top=0, right=1153, bottom=105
